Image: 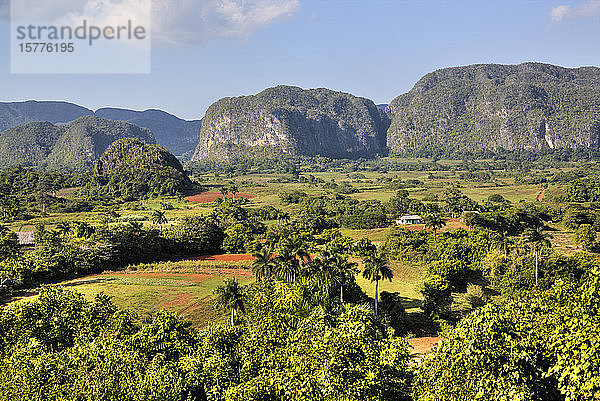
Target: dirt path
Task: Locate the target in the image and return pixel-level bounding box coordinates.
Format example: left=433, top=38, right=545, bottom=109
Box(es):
left=537, top=188, right=546, bottom=202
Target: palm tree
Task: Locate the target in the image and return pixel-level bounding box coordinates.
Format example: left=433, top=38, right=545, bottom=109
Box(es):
left=312, top=250, right=357, bottom=304
left=229, top=184, right=239, bottom=201
left=129, top=221, right=144, bottom=234
left=274, top=236, right=310, bottom=282
left=219, top=186, right=228, bottom=200
left=151, top=209, right=168, bottom=231
left=277, top=212, right=291, bottom=226
left=73, top=221, right=94, bottom=239
left=308, top=254, right=340, bottom=304
left=214, top=278, right=245, bottom=326
left=523, top=226, right=553, bottom=286
left=362, top=253, right=393, bottom=316
left=56, top=222, right=71, bottom=238
left=424, top=214, right=446, bottom=236
left=252, top=245, right=275, bottom=282
left=275, top=246, right=302, bottom=282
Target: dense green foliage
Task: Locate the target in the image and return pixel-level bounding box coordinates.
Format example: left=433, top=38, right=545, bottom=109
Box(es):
left=387, top=63, right=600, bottom=157
left=0, top=167, right=91, bottom=221
left=0, top=269, right=412, bottom=400
left=413, top=267, right=600, bottom=400
left=0, top=116, right=155, bottom=170
left=81, top=138, right=192, bottom=200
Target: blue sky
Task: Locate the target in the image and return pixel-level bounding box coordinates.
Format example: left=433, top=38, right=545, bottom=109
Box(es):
left=0, top=0, right=599, bottom=120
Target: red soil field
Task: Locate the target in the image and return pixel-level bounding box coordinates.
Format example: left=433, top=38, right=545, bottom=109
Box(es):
left=161, top=293, right=195, bottom=308
left=185, top=191, right=256, bottom=203
left=407, top=336, right=441, bottom=356
left=191, top=254, right=255, bottom=262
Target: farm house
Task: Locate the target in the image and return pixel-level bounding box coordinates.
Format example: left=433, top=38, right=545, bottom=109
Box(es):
left=396, top=215, right=423, bottom=225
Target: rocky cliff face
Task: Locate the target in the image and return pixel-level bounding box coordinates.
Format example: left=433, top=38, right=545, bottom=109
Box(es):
left=386, top=63, right=600, bottom=155
left=191, top=86, right=389, bottom=160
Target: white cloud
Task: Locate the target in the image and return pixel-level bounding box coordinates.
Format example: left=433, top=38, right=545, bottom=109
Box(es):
left=551, top=0, right=600, bottom=22
left=4, top=0, right=299, bottom=46
left=152, top=0, right=300, bottom=47
left=551, top=5, right=571, bottom=22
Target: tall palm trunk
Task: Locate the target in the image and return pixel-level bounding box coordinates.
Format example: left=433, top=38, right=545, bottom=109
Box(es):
left=374, top=280, right=379, bottom=316
left=340, top=285, right=344, bottom=303
left=231, top=308, right=235, bottom=326
left=535, top=249, right=539, bottom=286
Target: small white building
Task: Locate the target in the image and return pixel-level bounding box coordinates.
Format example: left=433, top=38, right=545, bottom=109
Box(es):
left=16, top=231, right=35, bottom=249
left=396, top=215, right=423, bottom=225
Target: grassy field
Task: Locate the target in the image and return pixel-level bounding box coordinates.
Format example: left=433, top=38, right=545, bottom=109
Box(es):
left=355, top=261, right=426, bottom=312
left=7, top=159, right=580, bottom=331
left=16, top=256, right=428, bottom=327
left=57, top=265, right=254, bottom=327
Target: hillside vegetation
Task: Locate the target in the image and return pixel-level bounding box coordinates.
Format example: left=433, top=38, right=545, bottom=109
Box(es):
left=0, top=101, right=200, bottom=156
left=0, top=100, right=92, bottom=131
left=191, top=85, right=389, bottom=160
left=96, top=108, right=202, bottom=157
left=387, top=62, right=600, bottom=156
left=84, top=138, right=192, bottom=199
left=0, top=116, right=155, bottom=170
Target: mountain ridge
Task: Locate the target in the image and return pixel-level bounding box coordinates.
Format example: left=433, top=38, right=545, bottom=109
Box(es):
left=386, top=62, right=600, bottom=155
left=190, top=85, right=390, bottom=161
left=0, top=116, right=155, bottom=169
left=0, top=101, right=200, bottom=156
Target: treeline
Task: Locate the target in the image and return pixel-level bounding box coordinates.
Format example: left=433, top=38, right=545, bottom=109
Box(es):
left=392, top=147, right=600, bottom=163
left=0, top=215, right=223, bottom=296
left=0, top=155, right=195, bottom=223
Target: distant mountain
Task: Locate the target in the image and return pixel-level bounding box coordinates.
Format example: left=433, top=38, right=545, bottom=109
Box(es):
left=386, top=62, right=600, bottom=155
left=0, top=101, right=201, bottom=156
left=191, top=85, right=389, bottom=161
left=0, top=101, right=93, bottom=131
left=95, top=108, right=202, bottom=156
left=0, top=116, right=155, bottom=169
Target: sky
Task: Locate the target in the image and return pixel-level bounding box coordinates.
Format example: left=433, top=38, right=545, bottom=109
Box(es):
left=0, top=0, right=599, bottom=120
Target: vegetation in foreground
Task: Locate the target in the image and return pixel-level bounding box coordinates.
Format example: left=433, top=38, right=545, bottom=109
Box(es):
left=2, top=151, right=600, bottom=399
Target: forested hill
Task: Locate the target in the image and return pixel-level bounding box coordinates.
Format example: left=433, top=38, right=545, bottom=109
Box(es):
left=190, top=85, right=390, bottom=160
left=0, top=116, right=155, bottom=170
left=95, top=108, right=202, bottom=157
left=0, top=101, right=200, bottom=156
left=386, top=62, right=600, bottom=156
left=90, top=138, right=192, bottom=199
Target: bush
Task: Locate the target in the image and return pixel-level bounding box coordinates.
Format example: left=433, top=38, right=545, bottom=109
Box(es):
left=379, top=291, right=408, bottom=335
left=575, top=224, right=597, bottom=250
left=454, top=284, right=488, bottom=315
left=421, top=274, right=452, bottom=319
